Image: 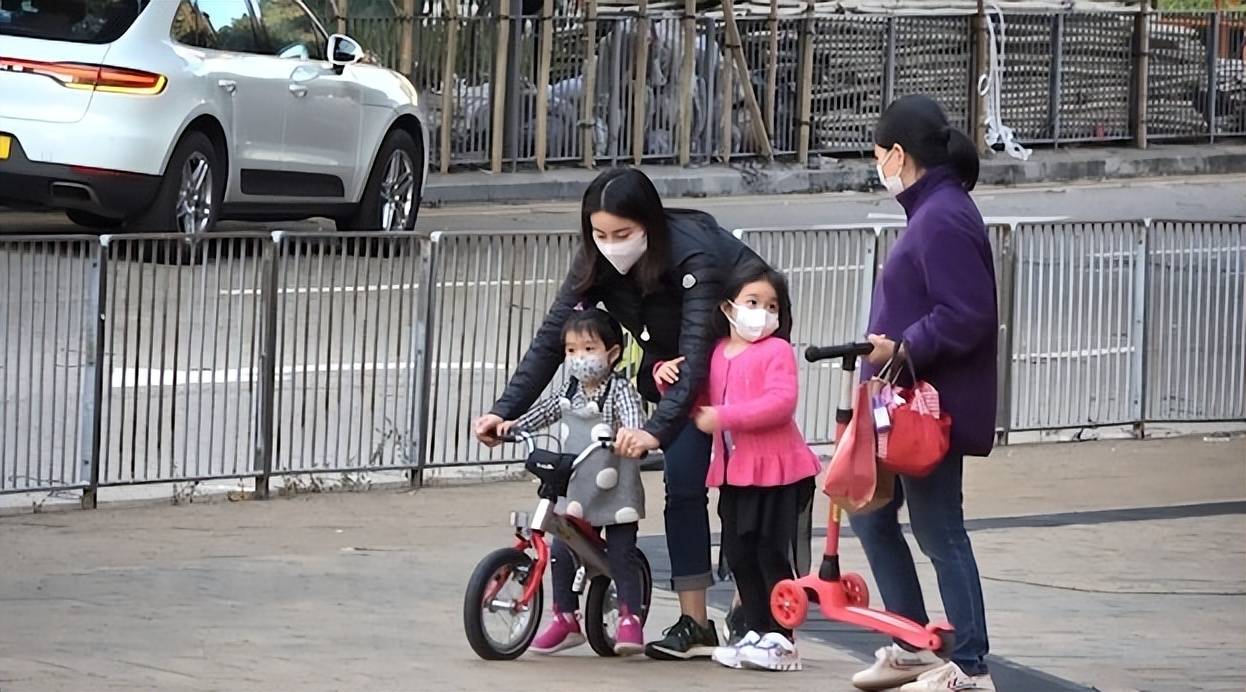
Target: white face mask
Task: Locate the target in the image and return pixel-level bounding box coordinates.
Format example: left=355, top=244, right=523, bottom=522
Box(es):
left=876, top=149, right=905, bottom=196
left=727, top=303, right=780, bottom=343
left=595, top=232, right=648, bottom=275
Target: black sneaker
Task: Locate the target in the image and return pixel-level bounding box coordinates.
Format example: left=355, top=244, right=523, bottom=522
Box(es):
left=722, top=604, right=748, bottom=646
left=644, top=615, right=720, bottom=660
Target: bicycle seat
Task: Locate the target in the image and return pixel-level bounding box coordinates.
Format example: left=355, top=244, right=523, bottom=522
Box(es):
left=525, top=449, right=575, bottom=500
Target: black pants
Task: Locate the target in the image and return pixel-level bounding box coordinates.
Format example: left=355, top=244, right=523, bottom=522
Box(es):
left=551, top=522, right=642, bottom=615
left=719, top=479, right=815, bottom=638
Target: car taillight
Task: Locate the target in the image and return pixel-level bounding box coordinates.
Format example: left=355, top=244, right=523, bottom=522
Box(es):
left=0, top=57, right=166, bottom=95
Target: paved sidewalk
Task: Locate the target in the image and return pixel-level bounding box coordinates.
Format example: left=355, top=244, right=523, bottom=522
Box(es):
left=1, top=436, right=1243, bottom=691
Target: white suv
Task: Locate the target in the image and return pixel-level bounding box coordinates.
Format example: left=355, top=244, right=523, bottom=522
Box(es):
left=0, top=0, right=428, bottom=232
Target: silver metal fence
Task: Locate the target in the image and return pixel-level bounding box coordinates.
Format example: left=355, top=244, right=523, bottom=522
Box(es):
left=269, top=234, right=427, bottom=476
left=1009, top=222, right=1146, bottom=432
left=421, top=230, right=579, bottom=467
left=97, top=235, right=271, bottom=488
left=1145, top=220, right=1246, bottom=423
left=0, top=236, right=97, bottom=494
left=2, top=222, right=1243, bottom=503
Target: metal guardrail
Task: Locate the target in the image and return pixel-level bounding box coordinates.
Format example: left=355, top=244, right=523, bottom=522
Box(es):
left=1, top=221, right=1243, bottom=503
left=345, top=8, right=1246, bottom=170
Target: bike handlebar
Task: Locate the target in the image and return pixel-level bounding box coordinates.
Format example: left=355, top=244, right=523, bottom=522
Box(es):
left=497, top=430, right=648, bottom=461
left=805, top=342, right=874, bottom=363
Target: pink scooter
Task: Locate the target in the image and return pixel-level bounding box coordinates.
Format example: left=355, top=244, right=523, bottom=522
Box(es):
left=769, top=342, right=954, bottom=654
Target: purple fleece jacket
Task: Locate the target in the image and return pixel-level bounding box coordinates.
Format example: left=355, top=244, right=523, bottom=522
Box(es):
left=863, top=166, right=999, bottom=457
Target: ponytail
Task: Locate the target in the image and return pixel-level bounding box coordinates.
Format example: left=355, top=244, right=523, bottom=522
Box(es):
left=874, top=95, right=979, bottom=192
left=945, top=126, right=980, bottom=191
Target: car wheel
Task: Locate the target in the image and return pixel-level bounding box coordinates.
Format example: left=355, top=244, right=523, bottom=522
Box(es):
left=66, top=210, right=123, bottom=230
left=338, top=129, right=423, bottom=232
left=129, top=130, right=221, bottom=235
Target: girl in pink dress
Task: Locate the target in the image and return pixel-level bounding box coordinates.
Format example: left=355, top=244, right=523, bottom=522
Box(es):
left=656, top=262, right=820, bottom=672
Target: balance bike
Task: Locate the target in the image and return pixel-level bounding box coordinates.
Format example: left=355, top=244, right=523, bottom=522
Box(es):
left=463, top=431, right=653, bottom=660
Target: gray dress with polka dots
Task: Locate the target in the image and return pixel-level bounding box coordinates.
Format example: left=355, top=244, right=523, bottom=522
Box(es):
left=557, top=385, right=646, bottom=528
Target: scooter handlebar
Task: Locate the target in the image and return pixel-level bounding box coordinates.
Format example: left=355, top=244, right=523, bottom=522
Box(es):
left=805, top=342, right=874, bottom=363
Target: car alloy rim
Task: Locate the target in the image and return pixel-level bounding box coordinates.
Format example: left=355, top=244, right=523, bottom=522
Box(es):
left=177, top=153, right=213, bottom=234
left=380, top=149, right=416, bottom=231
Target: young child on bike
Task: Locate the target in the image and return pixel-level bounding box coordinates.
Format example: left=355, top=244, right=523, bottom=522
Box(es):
left=497, top=307, right=649, bottom=656
left=655, top=262, right=819, bottom=672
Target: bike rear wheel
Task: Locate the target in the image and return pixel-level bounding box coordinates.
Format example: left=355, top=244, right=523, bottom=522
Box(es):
left=584, top=547, right=653, bottom=657
left=463, top=548, right=543, bottom=660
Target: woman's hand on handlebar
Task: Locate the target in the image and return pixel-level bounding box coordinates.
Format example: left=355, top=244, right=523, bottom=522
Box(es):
left=615, top=428, right=660, bottom=459
left=474, top=413, right=506, bottom=447
left=866, top=334, right=899, bottom=367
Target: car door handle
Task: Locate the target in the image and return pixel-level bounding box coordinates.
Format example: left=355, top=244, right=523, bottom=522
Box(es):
left=217, top=79, right=236, bottom=94
left=288, top=84, right=308, bottom=98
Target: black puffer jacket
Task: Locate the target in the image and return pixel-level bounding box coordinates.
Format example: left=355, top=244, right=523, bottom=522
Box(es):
left=490, top=209, right=763, bottom=446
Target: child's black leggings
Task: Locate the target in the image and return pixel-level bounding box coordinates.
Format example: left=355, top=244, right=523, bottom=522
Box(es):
left=551, top=522, right=643, bottom=615
left=719, top=481, right=815, bottom=639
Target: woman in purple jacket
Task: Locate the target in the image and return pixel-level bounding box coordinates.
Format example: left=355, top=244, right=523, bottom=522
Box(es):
left=849, top=96, right=998, bottom=692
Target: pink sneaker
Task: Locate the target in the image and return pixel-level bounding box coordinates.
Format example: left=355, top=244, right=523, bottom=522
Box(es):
left=614, top=607, right=644, bottom=656
left=531, top=610, right=586, bottom=655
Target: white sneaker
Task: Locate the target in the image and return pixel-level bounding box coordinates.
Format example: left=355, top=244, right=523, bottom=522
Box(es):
left=899, top=662, right=995, bottom=691
left=851, top=643, right=943, bottom=690
left=737, top=632, right=802, bottom=672
left=711, top=631, right=761, bottom=669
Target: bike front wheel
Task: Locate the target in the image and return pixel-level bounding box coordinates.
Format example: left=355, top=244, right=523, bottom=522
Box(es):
left=463, top=547, right=543, bottom=660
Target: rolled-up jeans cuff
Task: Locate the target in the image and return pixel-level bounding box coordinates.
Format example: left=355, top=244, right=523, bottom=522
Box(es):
left=670, top=571, right=714, bottom=592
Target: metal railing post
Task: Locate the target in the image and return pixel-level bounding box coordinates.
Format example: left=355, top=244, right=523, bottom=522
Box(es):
left=995, top=224, right=1018, bottom=446
left=795, top=2, right=814, bottom=165
left=505, top=0, right=523, bottom=171
left=490, top=0, right=511, bottom=174
left=1131, top=219, right=1151, bottom=439
left=1049, top=13, right=1065, bottom=145
left=581, top=0, right=599, bottom=169
left=883, top=16, right=897, bottom=107
left=1207, top=10, right=1220, bottom=142
left=1132, top=6, right=1150, bottom=149
left=253, top=232, right=282, bottom=499
left=972, top=2, right=989, bottom=154
left=409, top=234, right=441, bottom=488
left=79, top=237, right=108, bottom=509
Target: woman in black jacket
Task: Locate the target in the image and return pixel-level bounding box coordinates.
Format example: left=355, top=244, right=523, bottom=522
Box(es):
left=475, top=168, right=765, bottom=661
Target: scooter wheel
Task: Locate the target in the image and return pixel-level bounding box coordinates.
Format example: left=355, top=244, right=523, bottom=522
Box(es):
left=770, top=580, right=808, bottom=630
left=841, top=573, right=870, bottom=608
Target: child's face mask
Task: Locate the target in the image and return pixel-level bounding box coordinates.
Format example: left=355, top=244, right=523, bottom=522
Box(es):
left=726, top=302, right=780, bottom=343
left=566, top=354, right=610, bottom=384
left=565, top=328, right=620, bottom=386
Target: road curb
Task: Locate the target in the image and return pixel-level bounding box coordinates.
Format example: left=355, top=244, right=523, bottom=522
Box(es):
left=423, top=143, right=1246, bottom=206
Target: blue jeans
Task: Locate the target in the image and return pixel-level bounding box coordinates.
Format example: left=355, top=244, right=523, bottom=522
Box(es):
left=663, top=420, right=713, bottom=592
left=847, top=454, right=990, bottom=676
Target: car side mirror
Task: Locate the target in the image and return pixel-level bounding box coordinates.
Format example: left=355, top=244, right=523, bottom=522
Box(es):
left=328, top=34, right=363, bottom=73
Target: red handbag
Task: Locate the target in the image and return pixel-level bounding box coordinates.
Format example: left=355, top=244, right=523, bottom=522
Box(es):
left=875, top=355, right=951, bottom=478
left=883, top=381, right=951, bottom=477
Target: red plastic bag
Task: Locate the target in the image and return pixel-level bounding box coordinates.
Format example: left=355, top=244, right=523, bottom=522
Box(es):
left=882, top=381, right=951, bottom=478
left=824, top=383, right=877, bottom=511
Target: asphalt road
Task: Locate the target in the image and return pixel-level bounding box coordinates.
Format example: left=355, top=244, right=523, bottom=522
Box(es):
left=2, top=176, right=1244, bottom=493
left=2, top=174, right=1246, bottom=237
